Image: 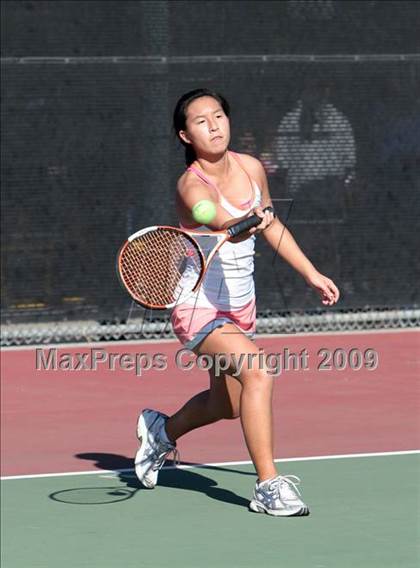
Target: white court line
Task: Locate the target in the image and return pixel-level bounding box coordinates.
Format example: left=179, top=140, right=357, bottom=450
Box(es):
left=2, top=327, right=419, bottom=351
left=1, top=449, right=419, bottom=481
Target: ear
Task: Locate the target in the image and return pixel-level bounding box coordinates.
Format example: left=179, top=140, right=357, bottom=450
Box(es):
left=179, top=130, right=191, bottom=145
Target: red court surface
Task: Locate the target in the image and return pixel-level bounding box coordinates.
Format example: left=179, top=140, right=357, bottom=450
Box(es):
left=1, top=330, right=419, bottom=477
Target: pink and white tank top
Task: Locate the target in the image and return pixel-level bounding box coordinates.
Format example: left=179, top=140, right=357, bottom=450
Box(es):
left=181, top=152, right=262, bottom=310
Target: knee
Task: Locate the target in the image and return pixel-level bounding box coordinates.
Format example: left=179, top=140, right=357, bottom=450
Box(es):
left=239, top=368, right=273, bottom=392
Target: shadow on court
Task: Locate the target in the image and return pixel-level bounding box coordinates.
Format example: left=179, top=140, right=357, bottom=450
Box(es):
left=48, top=452, right=251, bottom=508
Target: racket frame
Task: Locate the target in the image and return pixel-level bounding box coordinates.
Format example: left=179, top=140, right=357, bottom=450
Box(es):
left=117, top=207, right=274, bottom=310
left=117, top=225, right=210, bottom=309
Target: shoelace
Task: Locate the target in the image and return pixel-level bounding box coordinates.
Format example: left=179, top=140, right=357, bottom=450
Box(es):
left=151, top=442, right=180, bottom=472
left=267, top=475, right=302, bottom=499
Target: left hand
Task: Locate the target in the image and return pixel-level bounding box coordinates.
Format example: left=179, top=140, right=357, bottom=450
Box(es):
left=305, top=271, right=340, bottom=306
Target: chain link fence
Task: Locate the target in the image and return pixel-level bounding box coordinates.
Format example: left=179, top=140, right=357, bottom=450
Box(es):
left=2, top=1, right=419, bottom=345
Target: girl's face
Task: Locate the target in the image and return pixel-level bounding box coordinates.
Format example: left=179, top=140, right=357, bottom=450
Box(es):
left=179, top=96, right=230, bottom=158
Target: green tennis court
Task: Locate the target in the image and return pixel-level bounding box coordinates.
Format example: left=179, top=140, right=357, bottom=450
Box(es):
left=2, top=453, right=419, bottom=568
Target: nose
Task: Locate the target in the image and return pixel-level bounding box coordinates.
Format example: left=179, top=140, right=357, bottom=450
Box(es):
left=209, top=120, right=219, bottom=132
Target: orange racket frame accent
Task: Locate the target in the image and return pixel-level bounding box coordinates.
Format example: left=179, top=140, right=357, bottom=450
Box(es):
left=117, top=225, right=231, bottom=310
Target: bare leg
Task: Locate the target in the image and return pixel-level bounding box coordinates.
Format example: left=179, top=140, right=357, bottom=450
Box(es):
left=166, top=324, right=277, bottom=482
left=165, top=367, right=241, bottom=440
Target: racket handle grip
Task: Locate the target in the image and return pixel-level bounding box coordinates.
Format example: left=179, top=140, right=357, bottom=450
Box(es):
left=227, top=206, right=275, bottom=238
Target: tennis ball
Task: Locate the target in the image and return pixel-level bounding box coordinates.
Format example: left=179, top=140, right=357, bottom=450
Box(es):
left=192, top=200, right=217, bottom=225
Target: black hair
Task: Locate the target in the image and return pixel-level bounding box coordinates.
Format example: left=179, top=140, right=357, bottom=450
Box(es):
left=173, top=88, right=230, bottom=165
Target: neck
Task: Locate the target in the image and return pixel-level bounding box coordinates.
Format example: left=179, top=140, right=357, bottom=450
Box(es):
left=195, top=151, right=231, bottom=179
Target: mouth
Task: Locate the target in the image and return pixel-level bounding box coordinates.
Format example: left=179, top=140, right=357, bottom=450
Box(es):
left=210, top=135, right=223, bottom=142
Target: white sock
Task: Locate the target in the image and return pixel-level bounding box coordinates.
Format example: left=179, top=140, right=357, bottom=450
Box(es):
left=257, top=475, right=278, bottom=487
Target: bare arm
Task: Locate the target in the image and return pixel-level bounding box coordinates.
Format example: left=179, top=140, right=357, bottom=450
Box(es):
left=176, top=171, right=263, bottom=242
left=242, top=155, right=340, bottom=306
left=262, top=219, right=316, bottom=279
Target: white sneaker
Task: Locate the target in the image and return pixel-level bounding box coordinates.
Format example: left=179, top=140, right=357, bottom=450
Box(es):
left=134, top=409, right=178, bottom=489
left=249, top=475, right=310, bottom=517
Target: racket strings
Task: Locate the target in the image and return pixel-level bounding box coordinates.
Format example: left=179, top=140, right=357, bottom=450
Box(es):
left=119, top=229, right=202, bottom=307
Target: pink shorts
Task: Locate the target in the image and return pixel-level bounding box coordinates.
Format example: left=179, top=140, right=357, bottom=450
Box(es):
left=171, top=298, right=257, bottom=350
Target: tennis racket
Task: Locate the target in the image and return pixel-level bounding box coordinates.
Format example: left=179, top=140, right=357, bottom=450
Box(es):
left=117, top=206, right=274, bottom=310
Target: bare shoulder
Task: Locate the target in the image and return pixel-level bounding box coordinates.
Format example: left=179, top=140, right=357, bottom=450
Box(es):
left=233, top=152, right=266, bottom=183
left=176, top=170, right=214, bottom=203
left=234, top=152, right=265, bottom=175
left=176, top=170, right=192, bottom=196
left=175, top=171, right=217, bottom=224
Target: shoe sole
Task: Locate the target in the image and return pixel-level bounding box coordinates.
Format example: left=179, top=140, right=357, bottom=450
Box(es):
left=134, top=412, right=155, bottom=489
left=249, top=500, right=310, bottom=517
left=136, top=411, right=146, bottom=440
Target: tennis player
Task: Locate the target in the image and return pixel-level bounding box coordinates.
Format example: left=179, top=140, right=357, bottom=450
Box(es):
left=134, top=88, right=340, bottom=516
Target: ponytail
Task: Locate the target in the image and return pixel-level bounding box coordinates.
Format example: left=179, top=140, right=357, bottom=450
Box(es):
left=184, top=145, right=196, bottom=166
